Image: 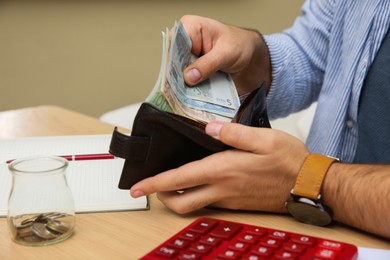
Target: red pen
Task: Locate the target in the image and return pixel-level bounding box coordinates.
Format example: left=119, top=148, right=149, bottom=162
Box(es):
left=6, top=153, right=115, bottom=164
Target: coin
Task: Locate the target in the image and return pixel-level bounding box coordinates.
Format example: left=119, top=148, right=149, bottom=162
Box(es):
left=32, top=222, right=57, bottom=240
left=19, top=218, right=35, bottom=228
left=10, top=212, right=74, bottom=244
left=16, top=226, right=35, bottom=238
left=46, top=220, right=70, bottom=234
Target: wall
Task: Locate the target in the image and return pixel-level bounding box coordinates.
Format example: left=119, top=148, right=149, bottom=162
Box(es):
left=0, top=0, right=304, bottom=117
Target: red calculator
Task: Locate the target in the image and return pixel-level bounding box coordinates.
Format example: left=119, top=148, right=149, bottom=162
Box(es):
left=141, top=217, right=358, bottom=260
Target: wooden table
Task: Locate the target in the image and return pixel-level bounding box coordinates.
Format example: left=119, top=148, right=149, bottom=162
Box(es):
left=0, top=105, right=389, bottom=260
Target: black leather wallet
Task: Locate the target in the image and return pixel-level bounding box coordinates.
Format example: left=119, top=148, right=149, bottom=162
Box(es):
left=109, top=83, right=271, bottom=189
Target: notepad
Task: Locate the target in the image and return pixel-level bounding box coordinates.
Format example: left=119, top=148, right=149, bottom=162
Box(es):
left=0, top=134, right=148, bottom=217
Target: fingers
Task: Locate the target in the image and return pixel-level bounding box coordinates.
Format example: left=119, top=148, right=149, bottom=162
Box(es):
left=184, top=49, right=229, bottom=85
left=130, top=154, right=230, bottom=213
left=206, top=121, right=275, bottom=153
left=180, top=16, right=209, bottom=85
left=180, top=15, right=234, bottom=86
left=180, top=15, right=220, bottom=56
left=130, top=153, right=227, bottom=198
left=156, top=185, right=220, bottom=214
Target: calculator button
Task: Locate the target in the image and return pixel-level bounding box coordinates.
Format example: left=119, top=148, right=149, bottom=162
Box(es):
left=246, top=226, right=267, bottom=237
left=218, top=249, right=242, bottom=259
left=199, top=235, right=222, bottom=246
left=274, top=250, right=298, bottom=260
left=259, top=237, right=283, bottom=248
left=291, top=235, right=316, bottom=246
left=283, top=241, right=306, bottom=253
left=242, top=253, right=267, bottom=260
left=314, top=248, right=338, bottom=259
left=179, top=232, right=200, bottom=242
left=319, top=240, right=344, bottom=251
left=189, top=242, right=212, bottom=254
left=178, top=251, right=202, bottom=260
left=189, top=218, right=218, bottom=234
left=154, top=246, right=178, bottom=258
left=210, top=222, right=242, bottom=239
left=251, top=246, right=274, bottom=257
left=268, top=230, right=289, bottom=240
left=237, top=233, right=260, bottom=244
left=167, top=238, right=191, bottom=249
left=228, top=241, right=251, bottom=252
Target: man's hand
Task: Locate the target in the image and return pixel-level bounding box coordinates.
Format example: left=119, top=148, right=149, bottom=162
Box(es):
left=180, top=15, right=272, bottom=95
left=130, top=122, right=309, bottom=214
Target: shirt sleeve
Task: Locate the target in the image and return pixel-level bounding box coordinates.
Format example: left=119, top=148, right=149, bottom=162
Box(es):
left=263, top=0, right=336, bottom=119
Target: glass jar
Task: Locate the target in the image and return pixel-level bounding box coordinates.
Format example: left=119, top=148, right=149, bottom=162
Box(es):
left=7, top=156, right=75, bottom=246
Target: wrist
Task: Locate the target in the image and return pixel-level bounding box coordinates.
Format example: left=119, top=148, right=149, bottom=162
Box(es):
left=321, top=162, right=343, bottom=222
left=285, top=153, right=339, bottom=226
left=254, top=31, right=272, bottom=93
left=233, top=28, right=272, bottom=96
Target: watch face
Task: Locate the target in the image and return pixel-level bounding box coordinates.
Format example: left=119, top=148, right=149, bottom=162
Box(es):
left=286, top=197, right=332, bottom=226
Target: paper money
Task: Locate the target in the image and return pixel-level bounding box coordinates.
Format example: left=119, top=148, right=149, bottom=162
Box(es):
left=162, top=78, right=231, bottom=122
left=167, top=22, right=240, bottom=115
left=146, top=21, right=240, bottom=123
left=145, top=29, right=173, bottom=113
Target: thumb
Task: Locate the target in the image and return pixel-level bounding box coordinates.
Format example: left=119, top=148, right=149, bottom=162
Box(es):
left=184, top=48, right=226, bottom=86
left=206, top=121, right=269, bottom=153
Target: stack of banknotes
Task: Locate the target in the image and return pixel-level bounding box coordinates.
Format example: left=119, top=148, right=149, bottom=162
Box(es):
left=146, top=21, right=240, bottom=123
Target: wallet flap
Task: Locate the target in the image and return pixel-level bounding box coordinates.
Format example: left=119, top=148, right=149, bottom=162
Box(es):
left=111, top=103, right=231, bottom=189
left=132, top=103, right=229, bottom=152
left=109, top=127, right=151, bottom=161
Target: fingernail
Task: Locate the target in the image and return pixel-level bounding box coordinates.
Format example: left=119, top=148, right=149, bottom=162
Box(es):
left=206, top=122, right=223, bottom=137
left=131, top=190, right=144, bottom=198
left=185, top=68, right=201, bottom=83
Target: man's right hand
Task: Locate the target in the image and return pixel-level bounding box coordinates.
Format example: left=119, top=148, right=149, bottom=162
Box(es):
left=180, top=15, right=272, bottom=95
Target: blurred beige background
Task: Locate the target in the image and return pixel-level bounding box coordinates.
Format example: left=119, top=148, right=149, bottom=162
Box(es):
left=0, top=0, right=304, bottom=117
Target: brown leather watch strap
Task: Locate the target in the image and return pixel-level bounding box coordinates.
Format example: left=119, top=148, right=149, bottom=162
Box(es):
left=292, top=154, right=338, bottom=200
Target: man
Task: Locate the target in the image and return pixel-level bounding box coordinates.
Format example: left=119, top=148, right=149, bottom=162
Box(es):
left=131, top=0, right=390, bottom=238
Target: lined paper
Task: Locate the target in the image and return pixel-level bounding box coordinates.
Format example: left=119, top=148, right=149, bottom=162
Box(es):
left=0, top=135, right=148, bottom=216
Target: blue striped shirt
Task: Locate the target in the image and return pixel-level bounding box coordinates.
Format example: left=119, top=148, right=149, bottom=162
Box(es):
left=264, top=0, right=390, bottom=162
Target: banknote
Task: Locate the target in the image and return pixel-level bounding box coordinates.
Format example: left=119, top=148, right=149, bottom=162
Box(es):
left=146, top=21, right=240, bottom=123
left=145, top=29, right=173, bottom=113
left=167, top=21, right=240, bottom=112
left=162, top=78, right=231, bottom=122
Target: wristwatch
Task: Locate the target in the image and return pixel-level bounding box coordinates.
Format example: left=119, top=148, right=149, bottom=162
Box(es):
left=285, top=153, right=339, bottom=226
